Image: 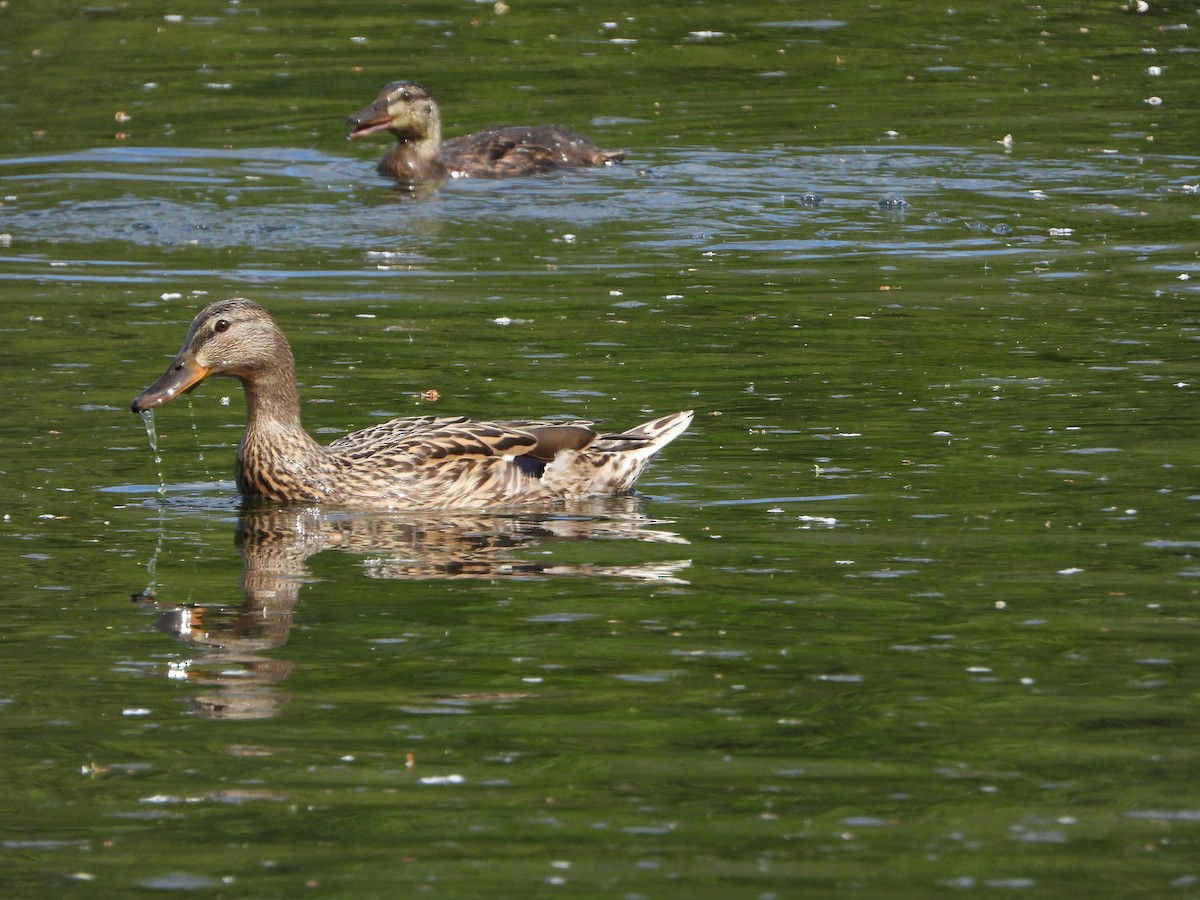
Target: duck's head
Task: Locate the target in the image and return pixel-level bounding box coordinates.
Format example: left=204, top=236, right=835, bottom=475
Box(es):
left=131, top=298, right=293, bottom=413
left=346, top=80, right=440, bottom=144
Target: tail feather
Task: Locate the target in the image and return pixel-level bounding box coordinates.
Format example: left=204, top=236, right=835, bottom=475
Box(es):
left=545, top=410, right=693, bottom=497
left=595, top=410, right=694, bottom=453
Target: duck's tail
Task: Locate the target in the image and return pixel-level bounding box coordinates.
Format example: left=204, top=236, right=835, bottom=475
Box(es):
left=544, top=410, right=694, bottom=497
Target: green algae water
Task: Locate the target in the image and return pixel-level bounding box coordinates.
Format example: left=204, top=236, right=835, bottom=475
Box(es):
left=2, top=1, right=1199, bottom=896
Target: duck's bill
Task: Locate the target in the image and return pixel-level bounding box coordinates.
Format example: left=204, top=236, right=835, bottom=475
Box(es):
left=131, top=353, right=211, bottom=412
left=346, top=102, right=391, bottom=140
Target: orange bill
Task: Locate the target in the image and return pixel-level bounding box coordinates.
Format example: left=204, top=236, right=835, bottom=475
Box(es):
left=131, top=352, right=211, bottom=412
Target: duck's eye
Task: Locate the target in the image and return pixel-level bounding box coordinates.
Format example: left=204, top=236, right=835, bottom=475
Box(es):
left=214, top=319, right=231, bottom=334
left=399, top=90, right=412, bottom=102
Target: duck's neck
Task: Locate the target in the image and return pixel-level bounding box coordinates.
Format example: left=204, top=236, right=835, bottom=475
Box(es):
left=380, top=124, right=445, bottom=181
left=242, top=363, right=306, bottom=435
left=235, top=356, right=330, bottom=501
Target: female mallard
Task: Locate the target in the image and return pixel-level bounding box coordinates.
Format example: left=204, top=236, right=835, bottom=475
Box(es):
left=346, top=80, right=626, bottom=182
left=130, top=299, right=691, bottom=509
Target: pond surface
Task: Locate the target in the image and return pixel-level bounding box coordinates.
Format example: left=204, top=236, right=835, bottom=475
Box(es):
left=3, top=1, right=1200, bottom=896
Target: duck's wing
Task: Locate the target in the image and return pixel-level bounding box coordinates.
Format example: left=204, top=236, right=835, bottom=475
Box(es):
left=441, top=126, right=624, bottom=177
left=327, top=417, right=605, bottom=506
left=328, top=415, right=529, bottom=458
left=326, top=416, right=468, bottom=457
left=328, top=416, right=602, bottom=466
left=493, top=420, right=599, bottom=461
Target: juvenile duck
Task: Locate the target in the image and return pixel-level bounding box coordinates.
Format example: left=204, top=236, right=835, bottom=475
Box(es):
left=346, top=80, right=626, bottom=181
left=131, top=299, right=691, bottom=509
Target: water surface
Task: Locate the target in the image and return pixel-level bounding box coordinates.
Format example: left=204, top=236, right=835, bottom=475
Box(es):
left=2, top=1, right=1199, bottom=897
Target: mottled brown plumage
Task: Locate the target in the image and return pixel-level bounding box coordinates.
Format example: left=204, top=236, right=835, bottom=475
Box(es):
left=131, top=299, right=691, bottom=509
left=346, top=80, right=626, bottom=182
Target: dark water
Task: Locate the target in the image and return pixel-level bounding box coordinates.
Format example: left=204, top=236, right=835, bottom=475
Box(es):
left=3, top=1, right=1200, bottom=897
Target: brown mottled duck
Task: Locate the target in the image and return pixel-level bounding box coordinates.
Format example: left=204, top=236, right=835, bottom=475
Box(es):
left=346, top=80, right=626, bottom=182
left=130, top=299, right=691, bottom=509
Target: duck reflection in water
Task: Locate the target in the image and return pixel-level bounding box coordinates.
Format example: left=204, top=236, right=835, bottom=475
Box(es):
left=133, top=498, right=689, bottom=720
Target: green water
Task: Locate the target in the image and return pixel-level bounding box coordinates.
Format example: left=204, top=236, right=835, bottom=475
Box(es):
left=3, top=1, right=1200, bottom=897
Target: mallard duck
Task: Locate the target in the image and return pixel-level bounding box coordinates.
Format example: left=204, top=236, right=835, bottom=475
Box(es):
left=346, top=80, right=626, bottom=181
left=130, top=299, right=691, bottom=509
